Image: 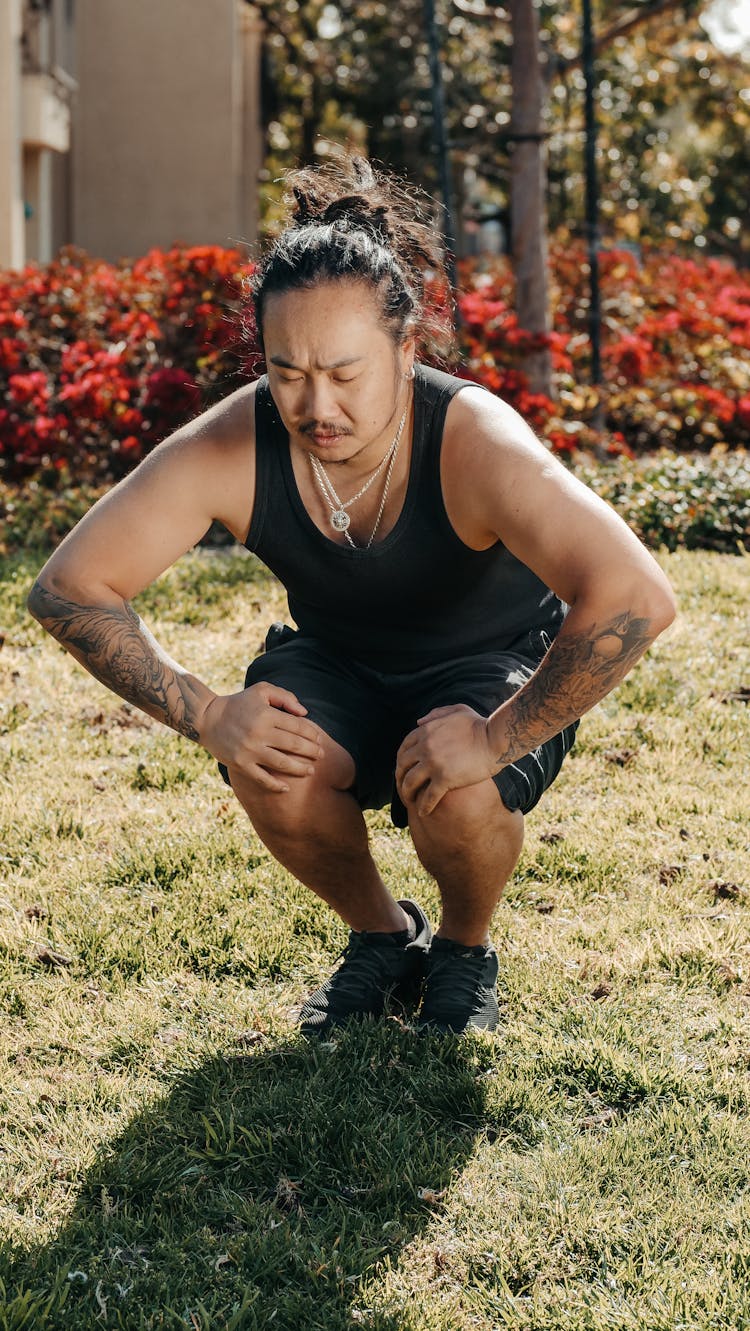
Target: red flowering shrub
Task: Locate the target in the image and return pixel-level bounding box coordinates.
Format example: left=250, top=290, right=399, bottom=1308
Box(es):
left=456, top=242, right=750, bottom=458
left=0, top=244, right=251, bottom=484
left=1, top=237, right=749, bottom=497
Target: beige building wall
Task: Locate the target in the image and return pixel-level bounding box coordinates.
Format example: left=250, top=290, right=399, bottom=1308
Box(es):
left=1, top=0, right=27, bottom=270
left=73, top=0, right=263, bottom=260
left=0, top=0, right=74, bottom=270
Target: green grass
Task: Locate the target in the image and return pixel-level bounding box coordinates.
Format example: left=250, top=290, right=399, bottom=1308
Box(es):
left=0, top=546, right=749, bottom=1330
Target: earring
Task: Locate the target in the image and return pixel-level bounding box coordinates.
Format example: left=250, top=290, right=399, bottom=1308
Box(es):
left=405, top=366, right=415, bottom=380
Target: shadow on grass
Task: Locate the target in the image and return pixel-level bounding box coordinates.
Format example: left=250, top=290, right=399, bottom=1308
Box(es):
left=0, top=1022, right=509, bottom=1331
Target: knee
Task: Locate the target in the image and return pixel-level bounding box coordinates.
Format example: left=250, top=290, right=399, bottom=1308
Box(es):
left=408, top=781, right=523, bottom=852
left=228, top=734, right=356, bottom=837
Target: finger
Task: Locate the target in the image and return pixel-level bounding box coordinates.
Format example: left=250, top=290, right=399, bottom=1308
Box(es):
left=398, top=764, right=430, bottom=804
left=272, top=713, right=323, bottom=746
left=250, top=765, right=290, bottom=794
left=269, top=727, right=324, bottom=760
left=259, top=747, right=317, bottom=778
left=417, top=780, right=446, bottom=817
left=395, top=751, right=420, bottom=788
left=396, top=731, right=423, bottom=765
left=264, top=686, right=308, bottom=715
left=417, top=706, right=458, bottom=725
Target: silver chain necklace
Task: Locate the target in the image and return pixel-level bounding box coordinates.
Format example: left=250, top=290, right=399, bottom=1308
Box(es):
left=308, top=405, right=408, bottom=549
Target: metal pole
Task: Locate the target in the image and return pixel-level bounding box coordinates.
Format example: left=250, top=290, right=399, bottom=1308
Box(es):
left=422, top=0, right=458, bottom=297
left=581, top=0, right=602, bottom=397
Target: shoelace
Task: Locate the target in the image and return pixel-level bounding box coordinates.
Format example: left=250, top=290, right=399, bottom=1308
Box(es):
left=425, top=948, right=491, bottom=1008
left=319, top=935, right=403, bottom=1003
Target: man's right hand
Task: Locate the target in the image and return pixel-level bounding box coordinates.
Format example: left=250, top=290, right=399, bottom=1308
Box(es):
left=198, top=682, right=324, bottom=793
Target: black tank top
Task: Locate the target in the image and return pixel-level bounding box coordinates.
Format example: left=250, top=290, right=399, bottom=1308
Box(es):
left=245, top=363, right=565, bottom=670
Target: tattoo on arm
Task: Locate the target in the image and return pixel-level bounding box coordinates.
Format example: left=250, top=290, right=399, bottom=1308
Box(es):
left=28, top=580, right=203, bottom=741
left=491, top=610, right=654, bottom=768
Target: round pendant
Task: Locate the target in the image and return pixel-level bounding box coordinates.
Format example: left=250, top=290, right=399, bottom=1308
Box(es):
left=331, top=509, right=350, bottom=532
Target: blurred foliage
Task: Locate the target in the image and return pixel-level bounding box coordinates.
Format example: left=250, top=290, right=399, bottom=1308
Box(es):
left=575, top=449, right=750, bottom=551
left=456, top=242, right=750, bottom=453
left=3, top=449, right=747, bottom=557
left=2, top=239, right=748, bottom=490
left=0, top=245, right=250, bottom=484
left=252, top=0, right=749, bottom=260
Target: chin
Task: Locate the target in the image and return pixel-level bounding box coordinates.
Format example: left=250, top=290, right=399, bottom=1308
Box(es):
left=306, top=436, right=359, bottom=461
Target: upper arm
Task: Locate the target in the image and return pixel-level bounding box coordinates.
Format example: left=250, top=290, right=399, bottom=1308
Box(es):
left=33, top=382, right=257, bottom=602
left=443, top=387, right=676, bottom=616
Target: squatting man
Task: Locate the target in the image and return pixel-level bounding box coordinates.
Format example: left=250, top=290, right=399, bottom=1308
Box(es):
left=29, top=158, right=676, bottom=1036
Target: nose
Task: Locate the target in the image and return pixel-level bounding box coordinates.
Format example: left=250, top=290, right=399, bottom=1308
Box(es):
left=302, top=375, right=339, bottom=424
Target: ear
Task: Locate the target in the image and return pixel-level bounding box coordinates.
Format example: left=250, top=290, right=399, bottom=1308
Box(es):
left=399, top=331, right=416, bottom=378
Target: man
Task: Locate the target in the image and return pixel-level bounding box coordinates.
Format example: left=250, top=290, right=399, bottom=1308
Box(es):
left=28, top=159, right=676, bottom=1036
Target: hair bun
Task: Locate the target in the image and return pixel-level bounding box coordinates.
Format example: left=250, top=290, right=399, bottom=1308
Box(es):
left=320, top=196, right=393, bottom=245
left=291, top=184, right=324, bottom=227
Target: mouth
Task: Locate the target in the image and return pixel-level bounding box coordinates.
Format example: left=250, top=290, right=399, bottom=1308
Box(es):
left=307, top=431, right=348, bottom=445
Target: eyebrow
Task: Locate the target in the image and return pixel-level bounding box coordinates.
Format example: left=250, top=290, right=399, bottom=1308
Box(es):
left=269, top=356, right=365, bottom=371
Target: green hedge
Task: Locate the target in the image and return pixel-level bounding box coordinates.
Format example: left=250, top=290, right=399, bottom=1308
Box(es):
left=573, top=450, right=749, bottom=553
left=2, top=450, right=747, bottom=560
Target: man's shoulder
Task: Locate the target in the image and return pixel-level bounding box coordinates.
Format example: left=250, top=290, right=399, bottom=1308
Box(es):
left=175, top=378, right=259, bottom=457
left=417, top=362, right=475, bottom=398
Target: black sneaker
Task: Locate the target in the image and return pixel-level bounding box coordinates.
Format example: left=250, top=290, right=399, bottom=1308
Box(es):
left=417, top=936, right=499, bottom=1034
left=298, top=899, right=432, bottom=1037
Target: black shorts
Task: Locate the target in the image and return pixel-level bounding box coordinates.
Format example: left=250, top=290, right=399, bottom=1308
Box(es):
left=218, top=624, right=579, bottom=826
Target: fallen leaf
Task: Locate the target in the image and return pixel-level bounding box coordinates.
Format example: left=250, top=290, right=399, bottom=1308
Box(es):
left=709, top=687, right=750, bottom=704
left=24, top=904, right=47, bottom=920
left=235, top=1030, right=266, bottom=1047
left=535, top=900, right=556, bottom=914
left=417, top=1186, right=447, bottom=1205
left=590, top=982, right=612, bottom=1001
left=708, top=879, right=744, bottom=902
left=659, top=864, right=685, bottom=885
left=540, top=828, right=565, bottom=844
left=603, top=747, right=637, bottom=766
left=214, top=1253, right=233, bottom=1271
left=34, top=947, right=72, bottom=968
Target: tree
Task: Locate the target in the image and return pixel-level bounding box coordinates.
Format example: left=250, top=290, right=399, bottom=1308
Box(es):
left=249, top=0, right=749, bottom=393
left=509, top=0, right=553, bottom=393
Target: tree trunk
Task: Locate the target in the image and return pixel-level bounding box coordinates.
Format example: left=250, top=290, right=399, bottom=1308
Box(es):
left=509, top=0, right=552, bottom=397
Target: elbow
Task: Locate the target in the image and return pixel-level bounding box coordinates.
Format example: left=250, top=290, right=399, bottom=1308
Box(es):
left=27, top=577, right=47, bottom=625
left=27, top=572, right=67, bottom=631
left=645, top=574, right=678, bottom=638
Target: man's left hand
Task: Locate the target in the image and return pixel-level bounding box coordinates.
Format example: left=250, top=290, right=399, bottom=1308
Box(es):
left=395, top=704, right=497, bottom=815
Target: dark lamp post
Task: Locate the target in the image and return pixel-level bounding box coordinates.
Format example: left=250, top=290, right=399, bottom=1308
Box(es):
left=422, top=0, right=458, bottom=296
left=582, top=0, right=603, bottom=406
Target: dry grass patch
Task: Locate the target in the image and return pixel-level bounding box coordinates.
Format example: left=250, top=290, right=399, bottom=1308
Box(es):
left=0, top=546, right=748, bottom=1330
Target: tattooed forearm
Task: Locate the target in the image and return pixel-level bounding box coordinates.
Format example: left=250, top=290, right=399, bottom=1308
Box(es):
left=487, top=609, right=655, bottom=769
left=28, top=580, right=204, bottom=741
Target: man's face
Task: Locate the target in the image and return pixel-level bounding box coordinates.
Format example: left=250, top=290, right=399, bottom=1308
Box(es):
left=262, top=279, right=413, bottom=465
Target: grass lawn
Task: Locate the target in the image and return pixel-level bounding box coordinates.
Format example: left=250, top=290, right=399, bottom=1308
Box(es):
left=0, top=545, right=748, bottom=1331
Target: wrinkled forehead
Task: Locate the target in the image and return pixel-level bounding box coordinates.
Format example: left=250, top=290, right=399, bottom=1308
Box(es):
left=261, top=279, right=397, bottom=365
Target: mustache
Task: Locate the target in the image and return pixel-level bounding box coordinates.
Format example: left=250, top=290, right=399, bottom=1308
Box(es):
left=300, top=421, right=354, bottom=436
